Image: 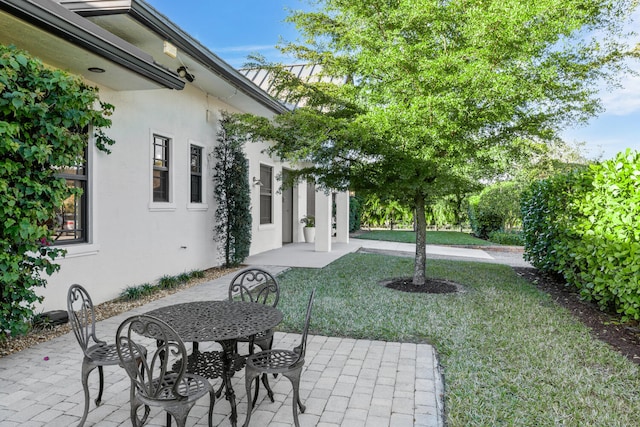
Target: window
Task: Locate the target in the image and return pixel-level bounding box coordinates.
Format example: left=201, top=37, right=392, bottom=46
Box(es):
left=53, top=150, right=87, bottom=244
left=153, top=135, right=170, bottom=202
left=190, top=145, right=203, bottom=203
left=259, top=164, right=273, bottom=224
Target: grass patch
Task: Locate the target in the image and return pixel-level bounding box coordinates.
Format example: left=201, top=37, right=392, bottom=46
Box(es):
left=275, top=253, right=640, bottom=426
left=356, top=230, right=495, bottom=246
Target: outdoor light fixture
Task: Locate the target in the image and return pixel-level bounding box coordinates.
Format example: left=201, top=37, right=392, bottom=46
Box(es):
left=252, top=177, right=263, bottom=186
left=177, top=66, right=194, bottom=82
left=88, top=67, right=105, bottom=73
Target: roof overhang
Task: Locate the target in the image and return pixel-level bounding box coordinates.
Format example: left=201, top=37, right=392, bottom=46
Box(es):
left=0, top=0, right=184, bottom=90
left=60, top=0, right=289, bottom=115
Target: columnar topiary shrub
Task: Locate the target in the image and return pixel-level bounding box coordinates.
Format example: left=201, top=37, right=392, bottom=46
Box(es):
left=213, top=112, right=251, bottom=267
left=0, top=45, right=114, bottom=338
left=349, top=195, right=362, bottom=232
left=521, top=150, right=640, bottom=320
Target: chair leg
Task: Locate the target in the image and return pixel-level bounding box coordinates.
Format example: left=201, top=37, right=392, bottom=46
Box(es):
left=130, top=395, right=150, bottom=427
left=95, top=365, right=105, bottom=406
left=243, top=368, right=260, bottom=427
left=207, top=388, right=215, bottom=427
left=78, top=361, right=95, bottom=427
left=251, top=376, right=260, bottom=407
left=261, top=373, right=275, bottom=402
left=283, top=369, right=304, bottom=427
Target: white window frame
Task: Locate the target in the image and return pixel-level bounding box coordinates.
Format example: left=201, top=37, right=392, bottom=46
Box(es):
left=55, top=128, right=100, bottom=258
left=149, top=130, right=176, bottom=211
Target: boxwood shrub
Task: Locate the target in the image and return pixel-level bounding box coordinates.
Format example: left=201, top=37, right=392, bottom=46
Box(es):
left=521, top=149, right=640, bottom=320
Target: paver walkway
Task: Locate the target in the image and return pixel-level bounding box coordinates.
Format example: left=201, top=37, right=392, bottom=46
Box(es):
left=0, top=264, right=444, bottom=427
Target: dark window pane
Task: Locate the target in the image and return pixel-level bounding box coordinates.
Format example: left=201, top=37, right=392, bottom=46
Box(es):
left=153, top=136, right=170, bottom=202
left=53, top=164, right=87, bottom=244
left=259, top=165, right=272, bottom=224
left=154, top=169, right=169, bottom=202
left=190, top=145, right=202, bottom=203
left=191, top=175, right=202, bottom=203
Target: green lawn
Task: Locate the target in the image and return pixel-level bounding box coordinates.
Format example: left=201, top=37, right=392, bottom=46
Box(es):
left=275, top=253, right=640, bottom=426
left=355, top=229, right=496, bottom=245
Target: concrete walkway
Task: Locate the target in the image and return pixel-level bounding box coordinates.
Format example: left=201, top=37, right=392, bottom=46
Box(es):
left=0, top=239, right=527, bottom=426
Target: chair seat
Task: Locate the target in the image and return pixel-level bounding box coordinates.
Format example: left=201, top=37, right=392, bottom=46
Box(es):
left=138, top=373, right=211, bottom=404
left=85, top=342, right=143, bottom=365
left=246, top=349, right=304, bottom=374
left=174, top=350, right=245, bottom=379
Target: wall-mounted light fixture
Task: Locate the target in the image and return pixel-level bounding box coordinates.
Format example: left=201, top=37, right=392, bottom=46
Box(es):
left=88, top=67, right=105, bottom=73
left=252, top=177, right=263, bottom=186
left=177, top=66, right=194, bottom=82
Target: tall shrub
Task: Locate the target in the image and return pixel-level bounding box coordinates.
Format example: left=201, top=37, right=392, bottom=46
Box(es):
left=0, top=45, right=114, bottom=338
left=521, top=150, right=640, bottom=320
left=469, top=181, right=524, bottom=238
left=349, top=195, right=362, bottom=232
left=213, top=112, right=251, bottom=267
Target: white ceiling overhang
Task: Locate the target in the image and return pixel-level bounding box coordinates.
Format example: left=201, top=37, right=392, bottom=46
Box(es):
left=0, top=0, right=184, bottom=91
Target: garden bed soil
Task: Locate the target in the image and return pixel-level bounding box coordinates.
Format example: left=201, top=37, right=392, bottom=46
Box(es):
left=513, top=267, right=640, bottom=365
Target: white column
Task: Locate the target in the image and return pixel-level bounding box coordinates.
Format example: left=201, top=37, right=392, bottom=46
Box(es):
left=314, top=189, right=332, bottom=252
left=335, top=191, right=350, bottom=244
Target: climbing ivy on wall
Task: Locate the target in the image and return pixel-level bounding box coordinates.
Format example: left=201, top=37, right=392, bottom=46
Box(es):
left=0, top=45, right=115, bottom=338
left=213, top=112, right=252, bottom=267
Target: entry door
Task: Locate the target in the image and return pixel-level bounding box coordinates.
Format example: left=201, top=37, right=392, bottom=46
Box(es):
left=281, top=170, right=293, bottom=243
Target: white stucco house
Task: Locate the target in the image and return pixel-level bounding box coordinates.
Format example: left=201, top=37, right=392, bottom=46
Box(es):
left=0, top=0, right=349, bottom=312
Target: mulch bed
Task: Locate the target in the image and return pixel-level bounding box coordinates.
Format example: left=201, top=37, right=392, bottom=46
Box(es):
left=513, top=267, right=640, bottom=365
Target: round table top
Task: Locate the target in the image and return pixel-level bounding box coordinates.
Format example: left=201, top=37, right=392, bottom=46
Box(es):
left=144, top=300, right=282, bottom=343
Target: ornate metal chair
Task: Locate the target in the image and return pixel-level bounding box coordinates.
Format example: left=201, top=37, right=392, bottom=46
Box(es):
left=67, top=284, right=146, bottom=427
left=242, top=289, right=316, bottom=427
left=228, top=268, right=280, bottom=401
left=116, top=314, right=215, bottom=427
left=228, top=268, right=280, bottom=352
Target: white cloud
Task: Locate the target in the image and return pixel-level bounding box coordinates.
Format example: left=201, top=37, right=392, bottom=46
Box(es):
left=599, top=73, right=640, bottom=116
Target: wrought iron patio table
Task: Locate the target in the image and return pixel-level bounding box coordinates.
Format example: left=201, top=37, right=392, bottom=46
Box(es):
left=143, top=300, right=283, bottom=427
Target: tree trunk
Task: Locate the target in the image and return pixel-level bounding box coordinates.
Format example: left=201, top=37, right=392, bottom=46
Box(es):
left=413, top=192, right=427, bottom=286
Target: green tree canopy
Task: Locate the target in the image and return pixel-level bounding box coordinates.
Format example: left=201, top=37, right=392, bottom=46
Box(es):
left=239, top=0, right=638, bottom=285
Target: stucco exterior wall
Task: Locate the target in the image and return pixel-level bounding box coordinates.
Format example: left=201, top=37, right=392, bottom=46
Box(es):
left=37, top=83, right=295, bottom=311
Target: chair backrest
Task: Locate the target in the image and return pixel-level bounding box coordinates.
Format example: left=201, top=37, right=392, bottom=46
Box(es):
left=116, top=314, right=190, bottom=400
left=228, top=268, right=280, bottom=307
left=292, top=288, right=316, bottom=363
left=67, top=284, right=102, bottom=353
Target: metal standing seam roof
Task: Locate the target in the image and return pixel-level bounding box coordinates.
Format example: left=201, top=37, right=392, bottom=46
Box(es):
left=241, top=63, right=348, bottom=109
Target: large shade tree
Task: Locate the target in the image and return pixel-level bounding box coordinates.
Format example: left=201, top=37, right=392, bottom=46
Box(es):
left=239, top=0, right=638, bottom=286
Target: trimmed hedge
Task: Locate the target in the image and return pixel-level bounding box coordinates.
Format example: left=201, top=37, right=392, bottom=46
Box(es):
left=521, top=150, right=640, bottom=320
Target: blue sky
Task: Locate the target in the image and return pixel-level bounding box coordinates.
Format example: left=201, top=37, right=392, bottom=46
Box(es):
left=145, top=0, right=640, bottom=161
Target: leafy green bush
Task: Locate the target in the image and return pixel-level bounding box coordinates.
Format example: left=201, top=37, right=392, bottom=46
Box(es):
left=0, top=45, right=114, bottom=339
left=469, top=181, right=524, bottom=238
left=521, top=150, right=640, bottom=320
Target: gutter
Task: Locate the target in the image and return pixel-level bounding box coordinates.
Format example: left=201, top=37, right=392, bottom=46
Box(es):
left=69, top=0, right=289, bottom=114
left=0, top=0, right=185, bottom=90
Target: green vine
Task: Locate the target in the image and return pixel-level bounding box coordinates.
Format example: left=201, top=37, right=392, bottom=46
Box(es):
left=0, top=45, right=115, bottom=338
